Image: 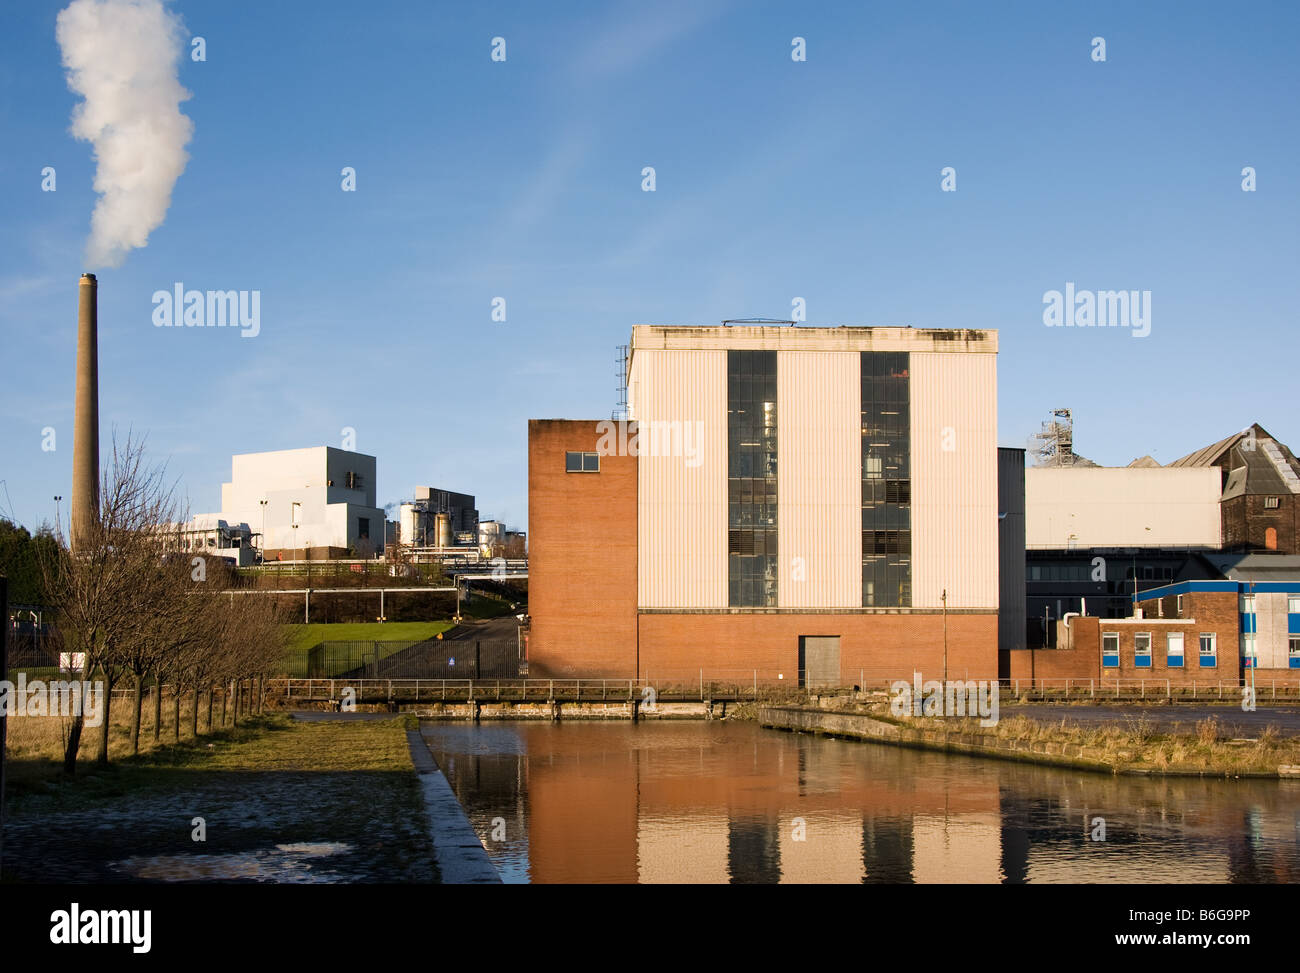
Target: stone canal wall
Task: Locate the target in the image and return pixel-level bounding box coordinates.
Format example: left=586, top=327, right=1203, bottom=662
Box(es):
left=757, top=705, right=1300, bottom=778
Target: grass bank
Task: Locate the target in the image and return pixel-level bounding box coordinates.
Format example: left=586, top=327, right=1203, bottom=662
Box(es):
left=2, top=711, right=439, bottom=882
left=284, top=620, right=453, bottom=652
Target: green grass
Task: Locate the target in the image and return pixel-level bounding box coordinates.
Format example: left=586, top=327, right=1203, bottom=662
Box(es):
left=283, top=621, right=452, bottom=652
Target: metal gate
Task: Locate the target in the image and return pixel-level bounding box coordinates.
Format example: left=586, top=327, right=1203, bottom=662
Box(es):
left=798, top=635, right=841, bottom=689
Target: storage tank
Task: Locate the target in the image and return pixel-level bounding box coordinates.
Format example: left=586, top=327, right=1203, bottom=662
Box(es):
left=478, top=520, right=504, bottom=554
left=435, top=512, right=452, bottom=548
left=399, top=503, right=424, bottom=547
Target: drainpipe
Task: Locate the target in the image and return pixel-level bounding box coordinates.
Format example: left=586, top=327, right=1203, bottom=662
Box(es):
left=1061, top=612, right=1080, bottom=651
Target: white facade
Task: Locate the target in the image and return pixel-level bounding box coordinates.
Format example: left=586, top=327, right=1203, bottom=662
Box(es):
left=627, top=325, right=999, bottom=611
left=1024, top=467, right=1222, bottom=550
left=631, top=346, right=729, bottom=608
left=909, top=352, right=999, bottom=609
left=171, top=514, right=256, bottom=567
left=776, top=351, right=860, bottom=608
left=211, top=446, right=384, bottom=555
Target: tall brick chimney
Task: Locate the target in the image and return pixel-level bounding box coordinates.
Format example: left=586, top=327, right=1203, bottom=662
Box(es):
left=70, top=272, right=99, bottom=552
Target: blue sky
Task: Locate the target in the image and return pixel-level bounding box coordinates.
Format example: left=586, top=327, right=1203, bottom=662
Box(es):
left=2, top=0, right=1297, bottom=533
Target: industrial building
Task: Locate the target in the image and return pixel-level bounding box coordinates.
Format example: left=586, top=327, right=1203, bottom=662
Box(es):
left=1021, top=420, right=1300, bottom=647
left=1010, top=419, right=1300, bottom=684
left=529, top=324, right=1001, bottom=685
left=1011, top=566, right=1300, bottom=689
left=171, top=514, right=257, bottom=567
left=1024, top=461, right=1223, bottom=641
left=398, top=487, right=478, bottom=549
left=1168, top=423, right=1300, bottom=554
left=202, top=446, right=385, bottom=560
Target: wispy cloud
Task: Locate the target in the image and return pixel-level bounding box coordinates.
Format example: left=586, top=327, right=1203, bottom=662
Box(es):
left=568, top=0, right=734, bottom=82
left=502, top=126, right=592, bottom=237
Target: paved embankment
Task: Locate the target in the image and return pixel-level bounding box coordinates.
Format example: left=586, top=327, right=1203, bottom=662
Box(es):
left=757, top=705, right=1300, bottom=779
left=405, top=730, right=501, bottom=883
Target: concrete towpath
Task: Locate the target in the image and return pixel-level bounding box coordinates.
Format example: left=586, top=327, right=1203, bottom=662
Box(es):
left=405, top=729, right=501, bottom=884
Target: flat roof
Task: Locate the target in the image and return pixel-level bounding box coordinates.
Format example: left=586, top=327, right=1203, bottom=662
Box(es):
left=629, top=324, right=997, bottom=356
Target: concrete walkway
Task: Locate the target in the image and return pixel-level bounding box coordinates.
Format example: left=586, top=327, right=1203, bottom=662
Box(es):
left=405, top=729, right=501, bottom=884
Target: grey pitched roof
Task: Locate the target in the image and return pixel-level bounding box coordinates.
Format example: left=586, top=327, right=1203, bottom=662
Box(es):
left=1168, top=423, right=1300, bottom=497
left=1168, top=429, right=1246, bottom=468
left=1220, top=554, right=1300, bottom=582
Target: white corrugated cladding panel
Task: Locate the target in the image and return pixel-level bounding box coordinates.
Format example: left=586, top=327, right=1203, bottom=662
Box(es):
left=633, top=348, right=728, bottom=608
left=1257, top=592, right=1289, bottom=669
left=910, top=352, right=998, bottom=609
left=777, top=351, right=861, bottom=607
left=1024, top=467, right=1222, bottom=548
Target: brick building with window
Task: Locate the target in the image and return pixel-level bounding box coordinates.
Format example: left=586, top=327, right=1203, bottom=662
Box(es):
left=1009, top=577, right=1300, bottom=688
left=528, top=324, right=1002, bottom=686
left=1168, top=423, right=1300, bottom=554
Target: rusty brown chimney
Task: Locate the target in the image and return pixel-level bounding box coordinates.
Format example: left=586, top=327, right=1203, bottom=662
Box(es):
left=71, top=272, right=99, bottom=552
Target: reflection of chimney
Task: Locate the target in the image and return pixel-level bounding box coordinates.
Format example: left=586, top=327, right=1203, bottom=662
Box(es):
left=71, top=273, right=99, bottom=552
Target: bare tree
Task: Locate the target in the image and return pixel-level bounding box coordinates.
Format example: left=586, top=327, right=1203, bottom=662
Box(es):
left=40, top=433, right=179, bottom=773
left=128, top=542, right=211, bottom=753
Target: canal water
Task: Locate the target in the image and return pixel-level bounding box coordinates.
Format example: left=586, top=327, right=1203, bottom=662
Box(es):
left=420, top=720, right=1300, bottom=884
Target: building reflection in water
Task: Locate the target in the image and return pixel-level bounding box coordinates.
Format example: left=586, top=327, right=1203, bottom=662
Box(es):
left=420, top=722, right=1300, bottom=885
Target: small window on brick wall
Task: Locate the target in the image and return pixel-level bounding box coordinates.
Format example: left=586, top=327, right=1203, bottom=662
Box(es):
left=1264, top=496, right=1280, bottom=509
left=1166, top=632, right=1184, bottom=668
left=565, top=451, right=599, bottom=473
left=1199, top=633, right=1216, bottom=667
left=1102, top=632, right=1120, bottom=668
left=1134, top=633, right=1152, bottom=668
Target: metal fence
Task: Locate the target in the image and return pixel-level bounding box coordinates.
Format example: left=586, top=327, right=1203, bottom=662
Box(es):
left=998, top=677, right=1300, bottom=701
left=268, top=677, right=811, bottom=704
left=287, top=638, right=522, bottom=679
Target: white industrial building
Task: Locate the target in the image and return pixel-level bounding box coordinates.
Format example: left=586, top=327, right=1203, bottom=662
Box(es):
left=1024, top=466, right=1222, bottom=549
left=169, top=514, right=257, bottom=567
left=530, top=323, right=1003, bottom=682
left=625, top=325, right=1000, bottom=611
left=204, top=446, right=385, bottom=559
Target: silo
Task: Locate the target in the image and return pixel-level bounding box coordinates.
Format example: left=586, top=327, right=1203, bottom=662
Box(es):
left=478, top=519, right=504, bottom=554
left=400, top=503, right=424, bottom=547
left=435, top=512, right=452, bottom=548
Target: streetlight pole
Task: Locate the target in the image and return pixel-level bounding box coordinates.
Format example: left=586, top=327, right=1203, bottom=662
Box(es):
left=1249, top=579, right=1257, bottom=706
left=259, top=499, right=268, bottom=563
left=53, top=496, right=62, bottom=540
left=942, top=588, right=948, bottom=689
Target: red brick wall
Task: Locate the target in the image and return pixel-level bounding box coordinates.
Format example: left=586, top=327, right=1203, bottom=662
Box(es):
left=528, top=420, right=639, bottom=679
left=637, top=611, right=998, bottom=685
left=1222, top=494, right=1299, bottom=554
left=1007, top=617, right=1099, bottom=681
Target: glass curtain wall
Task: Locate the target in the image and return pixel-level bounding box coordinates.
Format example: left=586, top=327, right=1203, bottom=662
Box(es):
left=862, top=352, right=911, bottom=606
left=728, top=350, right=778, bottom=606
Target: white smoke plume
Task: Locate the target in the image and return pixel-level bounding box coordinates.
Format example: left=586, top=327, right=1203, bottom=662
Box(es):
left=56, top=0, right=193, bottom=268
